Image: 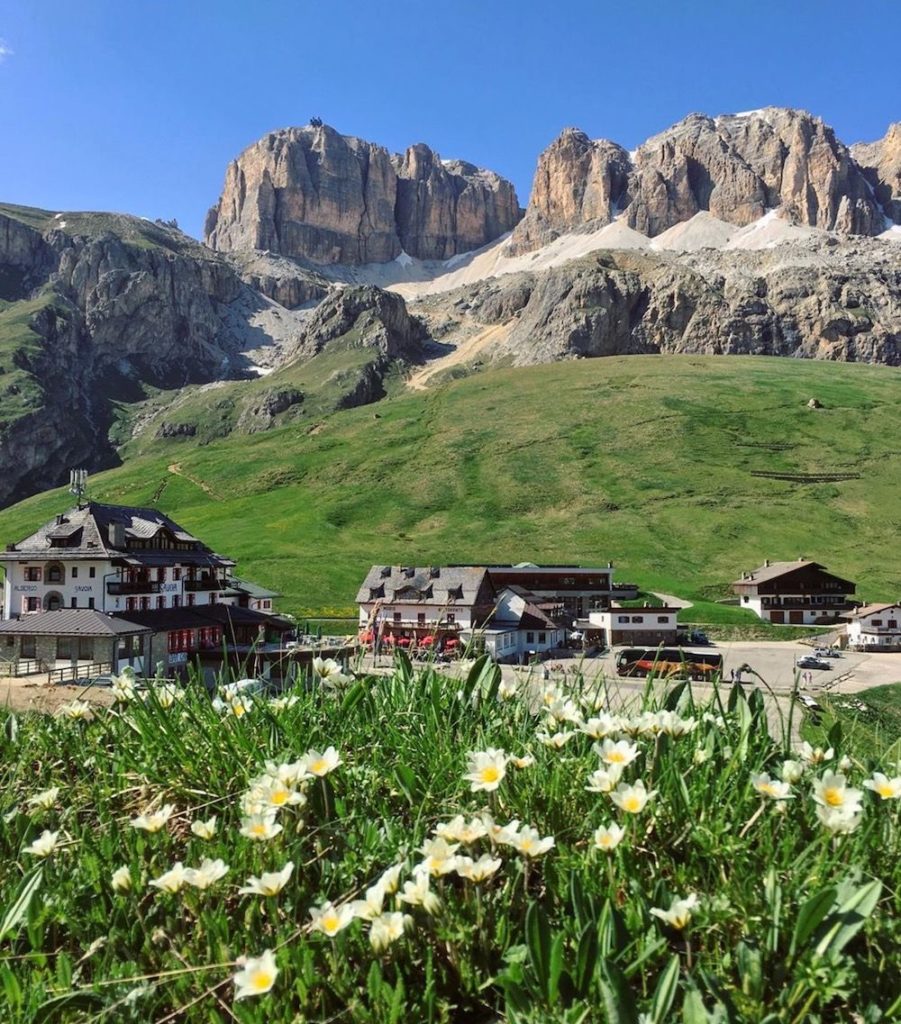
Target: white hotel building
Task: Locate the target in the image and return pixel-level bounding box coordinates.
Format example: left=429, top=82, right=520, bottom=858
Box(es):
left=1, top=502, right=234, bottom=620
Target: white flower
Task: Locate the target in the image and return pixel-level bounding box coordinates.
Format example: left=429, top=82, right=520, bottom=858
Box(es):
left=303, top=746, right=342, bottom=777
left=692, top=748, right=710, bottom=765
left=543, top=698, right=582, bottom=724
left=838, top=755, right=853, bottom=772
left=23, top=829, right=59, bottom=858
left=510, top=754, right=535, bottom=769
left=398, top=869, right=441, bottom=914
left=488, top=817, right=522, bottom=847
left=27, top=787, right=60, bottom=812
left=234, top=949, right=278, bottom=1000
left=863, top=772, right=901, bottom=800
left=651, top=893, right=699, bottom=930
left=130, top=804, right=175, bottom=833
left=463, top=749, right=507, bottom=792
left=111, top=866, right=132, bottom=892
left=418, top=837, right=460, bottom=876
left=536, top=729, right=575, bottom=749
left=149, top=862, right=189, bottom=894
left=111, top=671, right=137, bottom=702
left=610, top=780, right=656, bottom=815
left=378, top=863, right=404, bottom=894
left=780, top=760, right=805, bottom=784
left=239, top=861, right=295, bottom=897
left=585, top=765, right=623, bottom=794
left=497, top=679, right=519, bottom=701
left=213, top=694, right=254, bottom=718
left=369, top=911, right=410, bottom=951
left=152, top=684, right=184, bottom=709
left=598, top=738, right=640, bottom=767
left=751, top=773, right=794, bottom=801
left=579, top=713, right=622, bottom=739
left=509, top=825, right=555, bottom=858
left=593, top=823, right=625, bottom=852
left=816, top=803, right=862, bottom=834
left=351, top=882, right=387, bottom=920
left=309, top=900, right=355, bottom=937
left=239, top=811, right=283, bottom=841
left=454, top=853, right=502, bottom=882
left=658, top=711, right=697, bottom=737
left=312, top=657, right=353, bottom=690
left=185, top=858, right=229, bottom=890
left=190, top=816, right=218, bottom=840
left=434, top=815, right=488, bottom=844
left=263, top=759, right=310, bottom=786
left=57, top=700, right=92, bottom=721
left=812, top=772, right=863, bottom=813
left=796, top=741, right=833, bottom=765
left=257, top=779, right=307, bottom=811
left=269, top=694, right=300, bottom=711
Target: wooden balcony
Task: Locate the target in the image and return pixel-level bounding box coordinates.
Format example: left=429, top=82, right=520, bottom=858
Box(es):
left=107, top=580, right=161, bottom=595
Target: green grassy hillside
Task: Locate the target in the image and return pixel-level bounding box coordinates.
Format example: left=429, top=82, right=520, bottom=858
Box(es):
left=1, top=355, right=898, bottom=616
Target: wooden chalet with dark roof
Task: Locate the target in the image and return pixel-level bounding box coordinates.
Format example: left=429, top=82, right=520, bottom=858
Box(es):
left=732, top=558, right=857, bottom=625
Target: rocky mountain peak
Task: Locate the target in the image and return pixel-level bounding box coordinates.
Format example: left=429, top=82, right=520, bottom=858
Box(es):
left=510, top=106, right=890, bottom=253
left=851, top=122, right=901, bottom=224
left=205, top=124, right=521, bottom=266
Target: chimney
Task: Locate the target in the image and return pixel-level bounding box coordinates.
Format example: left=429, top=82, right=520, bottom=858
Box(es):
left=764, top=559, right=770, bottom=567
left=108, top=523, right=126, bottom=549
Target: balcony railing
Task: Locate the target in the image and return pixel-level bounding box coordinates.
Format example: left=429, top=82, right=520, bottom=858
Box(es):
left=107, top=580, right=162, bottom=595
left=761, top=597, right=853, bottom=609
left=184, top=578, right=226, bottom=592
left=381, top=619, right=462, bottom=630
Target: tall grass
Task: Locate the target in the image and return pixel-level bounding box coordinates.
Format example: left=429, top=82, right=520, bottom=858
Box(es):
left=0, top=659, right=898, bottom=1022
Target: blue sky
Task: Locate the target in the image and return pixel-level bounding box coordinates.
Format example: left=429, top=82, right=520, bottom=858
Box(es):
left=1, top=0, right=899, bottom=239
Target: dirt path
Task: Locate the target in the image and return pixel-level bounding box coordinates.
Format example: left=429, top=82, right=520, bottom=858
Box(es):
left=407, top=322, right=512, bottom=391
left=651, top=591, right=692, bottom=609
left=167, top=463, right=219, bottom=498
left=1, top=676, right=116, bottom=714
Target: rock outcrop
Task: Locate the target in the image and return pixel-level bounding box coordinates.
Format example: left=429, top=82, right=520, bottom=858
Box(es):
left=510, top=108, right=889, bottom=253
left=205, top=124, right=521, bottom=264
left=423, top=236, right=901, bottom=367
left=290, top=285, right=425, bottom=362
left=852, top=123, right=901, bottom=225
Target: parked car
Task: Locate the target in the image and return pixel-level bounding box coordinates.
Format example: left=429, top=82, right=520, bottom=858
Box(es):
left=689, top=631, right=711, bottom=645
left=796, top=655, right=831, bottom=670
left=813, top=647, right=842, bottom=659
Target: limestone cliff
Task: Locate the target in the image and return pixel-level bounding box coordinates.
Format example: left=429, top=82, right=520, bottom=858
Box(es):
left=852, top=123, right=901, bottom=225
left=205, top=124, right=521, bottom=264
left=511, top=108, right=889, bottom=252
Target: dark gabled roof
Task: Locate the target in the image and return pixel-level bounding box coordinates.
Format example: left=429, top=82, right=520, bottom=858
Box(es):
left=732, top=560, right=823, bottom=586
left=0, top=502, right=231, bottom=566
left=0, top=609, right=152, bottom=637
left=227, top=576, right=280, bottom=599
left=848, top=603, right=901, bottom=619
left=356, top=566, right=490, bottom=606
left=120, top=604, right=294, bottom=633
left=491, top=587, right=561, bottom=631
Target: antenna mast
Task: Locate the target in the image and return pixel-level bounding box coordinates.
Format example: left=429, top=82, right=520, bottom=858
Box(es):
left=69, top=468, right=88, bottom=507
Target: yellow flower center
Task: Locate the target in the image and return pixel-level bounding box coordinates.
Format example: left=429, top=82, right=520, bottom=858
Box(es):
left=608, top=751, right=626, bottom=763
left=251, top=823, right=267, bottom=836
left=876, top=783, right=894, bottom=798
left=271, top=790, right=289, bottom=805
left=624, top=796, right=641, bottom=813
left=520, top=838, right=533, bottom=852
left=823, top=787, right=844, bottom=807
left=311, top=760, right=327, bottom=775
left=481, top=766, right=500, bottom=784
left=598, top=836, right=613, bottom=848
left=250, top=970, right=273, bottom=991
left=323, top=914, right=338, bottom=933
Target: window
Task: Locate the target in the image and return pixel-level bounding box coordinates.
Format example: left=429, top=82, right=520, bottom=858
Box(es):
left=526, top=632, right=534, bottom=644
left=889, top=620, right=898, bottom=629
left=78, top=638, right=92, bottom=660
left=872, top=619, right=883, bottom=626
left=87, top=598, right=94, bottom=610
left=71, top=567, right=78, bottom=579
left=140, top=597, right=150, bottom=611
left=173, top=567, right=181, bottom=581
left=263, top=600, right=271, bottom=609
left=210, top=593, right=217, bottom=604
left=58, top=637, right=73, bottom=660
left=89, top=567, right=96, bottom=579
left=70, top=597, right=77, bottom=608
left=631, top=615, right=644, bottom=623
left=743, top=596, right=749, bottom=603
left=657, top=616, right=669, bottom=623
left=447, top=613, right=456, bottom=624
left=25, top=597, right=39, bottom=613
left=618, top=615, right=629, bottom=623
left=538, top=632, right=546, bottom=644
left=157, top=567, right=166, bottom=582
left=126, top=597, right=136, bottom=612
left=157, top=596, right=165, bottom=609
left=45, top=564, right=64, bottom=583
left=187, top=594, right=195, bottom=606
left=393, top=612, right=402, bottom=622
left=22, top=637, right=36, bottom=659
left=417, top=613, right=425, bottom=625
left=172, top=595, right=181, bottom=608
left=24, top=567, right=41, bottom=582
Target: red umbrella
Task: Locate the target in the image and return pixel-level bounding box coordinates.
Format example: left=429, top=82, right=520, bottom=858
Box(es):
left=420, top=636, right=435, bottom=646
left=445, top=638, right=459, bottom=648
left=396, top=636, right=411, bottom=646
left=359, top=630, right=373, bottom=644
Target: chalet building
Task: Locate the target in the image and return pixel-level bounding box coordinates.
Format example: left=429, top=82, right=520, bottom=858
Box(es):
left=1, top=502, right=235, bottom=619
left=732, top=559, right=857, bottom=625
left=0, top=501, right=287, bottom=679
left=0, top=609, right=153, bottom=677
left=582, top=605, right=680, bottom=648
left=846, top=604, right=901, bottom=650
left=356, top=562, right=616, bottom=662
